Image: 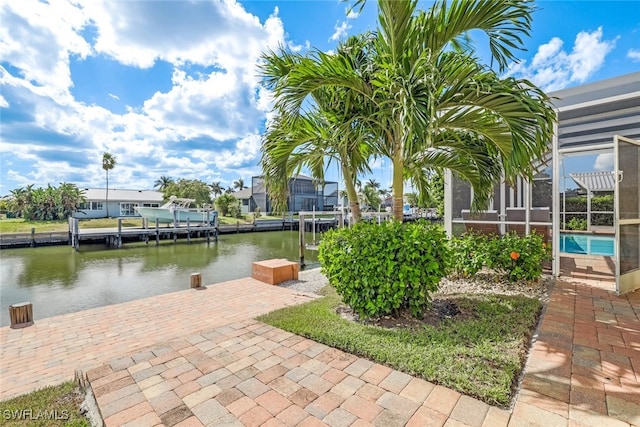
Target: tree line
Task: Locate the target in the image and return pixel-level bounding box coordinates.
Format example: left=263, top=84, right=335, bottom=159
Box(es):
left=3, top=183, right=86, bottom=220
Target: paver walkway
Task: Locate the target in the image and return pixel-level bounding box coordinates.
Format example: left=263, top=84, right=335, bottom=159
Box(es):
left=0, top=278, right=317, bottom=400
left=513, top=277, right=640, bottom=427
left=1, top=275, right=639, bottom=426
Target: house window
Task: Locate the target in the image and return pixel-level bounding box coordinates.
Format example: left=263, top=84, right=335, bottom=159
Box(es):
left=79, top=201, right=103, bottom=210
left=142, top=203, right=160, bottom=207
left=120, top=203, right=139, bottom=216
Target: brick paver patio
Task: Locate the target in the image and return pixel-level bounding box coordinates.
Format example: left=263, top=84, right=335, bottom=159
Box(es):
left=0, top=278, right=317, bottom=400
left=1, top=275, right=639, bottom=426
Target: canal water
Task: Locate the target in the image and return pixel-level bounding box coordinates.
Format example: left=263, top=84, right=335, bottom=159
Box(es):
left=0, top=231, right=319, bottom=327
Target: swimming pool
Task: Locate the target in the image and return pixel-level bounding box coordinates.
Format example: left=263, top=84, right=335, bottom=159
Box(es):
left=560, top=233, right=615, bottom=256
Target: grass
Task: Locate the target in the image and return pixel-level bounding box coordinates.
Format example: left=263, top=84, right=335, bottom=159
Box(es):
left=0, top=218, right=145, bottom=233
left=0, top=381, right=89, bottom=427
left=0, top=215, right=291, bottom=232
left=258, top=286, right=541, bottom=407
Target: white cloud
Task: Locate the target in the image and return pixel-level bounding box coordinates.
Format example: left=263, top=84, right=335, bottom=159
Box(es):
left=84, top=0, right=283, bottom=73
left=330, top=20, right=351, bottom=42
left=0, top=0, right=91, bottom=102
left=594, top=153, right=614, bottom=171
left=627, top=48, right=640, bottom=62
left=507, top=28, right=616, bottom=91
left=0, top=0, right=288, bottom=192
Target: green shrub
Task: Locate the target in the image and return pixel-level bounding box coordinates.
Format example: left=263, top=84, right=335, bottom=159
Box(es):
left=449, top=233, right=488, bottom=278
left=484, top=232, right=551, bottom=281
left=215, top=194, right=237, bottom=216
left=318, top=221, right=450, bottom=319
left=565, top=217, right=587, bottom=231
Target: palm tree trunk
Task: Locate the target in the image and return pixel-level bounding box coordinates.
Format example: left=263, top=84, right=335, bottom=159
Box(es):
left=341, top=162, right=362, bottom=223
left=105, top=171, right=109, bottom=218
left=392, top=147, right=404, bottom=222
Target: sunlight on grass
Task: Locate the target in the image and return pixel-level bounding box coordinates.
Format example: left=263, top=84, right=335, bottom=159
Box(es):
left=258, top=287, right=541, bottom=406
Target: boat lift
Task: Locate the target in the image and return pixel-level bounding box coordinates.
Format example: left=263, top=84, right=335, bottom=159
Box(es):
left=298, top=209, right=344, bottom=267
left=297, top=209, right=393, bottom=267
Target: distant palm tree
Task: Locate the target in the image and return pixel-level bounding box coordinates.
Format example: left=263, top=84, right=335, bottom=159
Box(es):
left=225, top=187, right=234, bottom=194
left=154, top=176, right=174, bottom=191
left=102, top=152, right=116, bottom=217
left=233, top=179, right=245, bottom=191
left=366, top=179, right=380, bottom=190
left=210, top=181, right=224, bottom=198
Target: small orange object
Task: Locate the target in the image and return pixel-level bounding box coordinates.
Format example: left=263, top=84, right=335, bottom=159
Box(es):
left=510, top=251, right=520, bottom=260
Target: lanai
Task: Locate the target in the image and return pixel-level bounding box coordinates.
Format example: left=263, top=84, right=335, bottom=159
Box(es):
left=444, top=71, right=640, bottom=293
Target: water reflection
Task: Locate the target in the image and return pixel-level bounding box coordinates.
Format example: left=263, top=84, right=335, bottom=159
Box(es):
left=0, top=231, right=318, bottom=326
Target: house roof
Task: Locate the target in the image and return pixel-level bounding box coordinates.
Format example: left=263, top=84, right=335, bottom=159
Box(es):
left=82, top=188, right=164, bottom=202
left=569, top=171, right=616, bottom=192
left=233, top=188, right=253, bottom=199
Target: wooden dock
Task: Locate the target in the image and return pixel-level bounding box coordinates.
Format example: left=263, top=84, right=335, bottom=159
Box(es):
left=69, top=219, right=218, bottom=250
left=0, top=216, right=344, bottom=250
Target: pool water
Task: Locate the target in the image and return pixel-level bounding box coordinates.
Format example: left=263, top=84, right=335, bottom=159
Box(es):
left=560, top=233, right=615, bottom=256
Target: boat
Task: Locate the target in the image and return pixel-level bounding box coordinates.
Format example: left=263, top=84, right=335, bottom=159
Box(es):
left=135, top=196, right=218, bottom=225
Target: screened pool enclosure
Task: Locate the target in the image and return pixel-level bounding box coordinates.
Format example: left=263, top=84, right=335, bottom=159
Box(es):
left=444, top=72, right=640, bottom=294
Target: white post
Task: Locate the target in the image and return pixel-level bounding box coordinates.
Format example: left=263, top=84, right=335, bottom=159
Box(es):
left=444, top=169, right=452, bottom=237
left=312, top=206, right=316, bottom=244
left=552, top=118, right=560, bottom=277
left=524, top=178, right=531, bottom=235
left=587, top=190, right=592, bottom=231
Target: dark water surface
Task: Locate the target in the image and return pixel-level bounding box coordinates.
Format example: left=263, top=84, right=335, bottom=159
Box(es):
left=0, top=231, right=319, bottom=326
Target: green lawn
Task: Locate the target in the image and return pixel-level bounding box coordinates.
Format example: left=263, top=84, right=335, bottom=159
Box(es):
left=0, top=218, right=145, bottom=233
left=258, top=286, right=541, bottom=407
left=0, top=216, right=291, bottom=232
left=0, top=382, right=89, bottom=427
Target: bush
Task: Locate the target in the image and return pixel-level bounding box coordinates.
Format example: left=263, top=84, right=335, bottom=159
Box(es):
left=484, top=232, right=551, bottom=281
left=318, top=221, right=450, bottom=319
left=449, top=232, right=551, bottom=282
left=215, top=194, right=237, bottom=216
left=565, top=217, right=587, bottom=231
left=228, top=203, right=242, bottom=219
left=448, top=233, right=488, bottom=278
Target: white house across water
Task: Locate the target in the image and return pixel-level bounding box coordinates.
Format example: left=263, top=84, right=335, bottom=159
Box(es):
left=444, top=71, right=640, bottom=294
left=73, top=188, right=164, bottom=219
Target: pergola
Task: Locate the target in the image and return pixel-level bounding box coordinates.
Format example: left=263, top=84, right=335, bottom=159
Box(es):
left=568, top=171, right=615, bottom=231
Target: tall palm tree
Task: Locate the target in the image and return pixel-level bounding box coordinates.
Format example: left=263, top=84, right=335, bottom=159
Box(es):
left=233, top=179, right=246, bottom=191
left=154, top=176, right=174, bottom=191
left=102, top=152, right=116, bottom=217
left=209, top=181, right=224, bottom=198
left=264, top=0, right=555, bottom=221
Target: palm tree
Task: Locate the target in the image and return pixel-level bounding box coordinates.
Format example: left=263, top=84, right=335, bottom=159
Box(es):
left=210, top=181, right=224, bottom=198
left=154, top=176, right=174, bottom=191
left=233, top=179, right=246, bottom=191
left=264, top=0, right=555, bottom=221
left=260, top=35, right=377, bottom=222
left=363, top=183, right=382, bottom=211
left=102, top=152, right=116, bottom=217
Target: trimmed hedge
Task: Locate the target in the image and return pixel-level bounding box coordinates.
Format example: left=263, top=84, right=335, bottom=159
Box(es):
left=449, top=231, right=551, bottom=282
left=318, top=221, right=450, bottom=319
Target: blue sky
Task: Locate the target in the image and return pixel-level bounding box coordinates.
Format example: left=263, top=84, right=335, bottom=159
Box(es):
left=1, top=0, right=639, bottom=197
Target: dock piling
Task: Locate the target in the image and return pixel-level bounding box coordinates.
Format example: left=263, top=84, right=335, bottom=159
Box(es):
left=9, top=302, right=33, bottom=328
